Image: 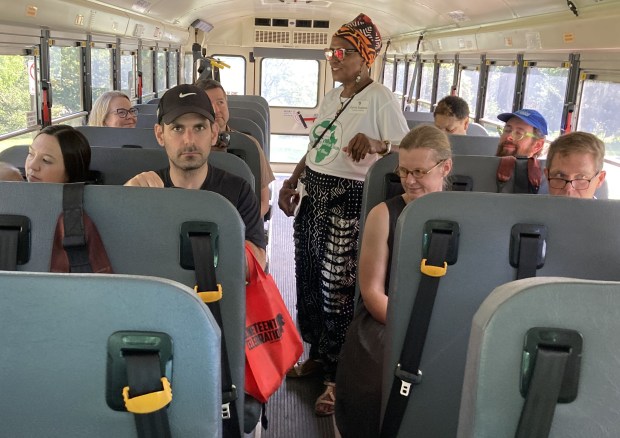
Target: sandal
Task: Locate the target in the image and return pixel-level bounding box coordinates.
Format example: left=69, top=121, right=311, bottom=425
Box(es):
left=286, top=358, right=322, bottom=378
left=315, top=382, right=336, bottom=416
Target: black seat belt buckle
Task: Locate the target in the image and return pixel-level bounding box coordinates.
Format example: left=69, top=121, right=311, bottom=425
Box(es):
left=221, top=384, right=238, bottom=419
left=394, top=363, right=423, bottom=397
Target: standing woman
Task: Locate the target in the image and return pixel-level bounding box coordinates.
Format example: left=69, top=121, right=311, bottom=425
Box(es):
left=278, top=14, right=409, bottom=416
left=336, top=125, right=453, bottom=436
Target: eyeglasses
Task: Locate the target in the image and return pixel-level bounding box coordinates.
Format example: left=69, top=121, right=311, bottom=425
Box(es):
left=497, top=126, right=538, bottom=142
left=394, top=160, right=446, bottom=179
left=547, top=172, right=600, bottom=190
left=111, top=107, right=139, bottom=118
left=324, top=48, right=357, bottom=61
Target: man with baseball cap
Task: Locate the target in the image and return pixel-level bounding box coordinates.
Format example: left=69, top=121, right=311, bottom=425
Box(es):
left=125, top=83, right=266, bottom=268
left=496, top=108, right=548, bottom=158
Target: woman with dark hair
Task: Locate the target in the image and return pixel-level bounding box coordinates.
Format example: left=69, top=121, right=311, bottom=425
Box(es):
left=25, top=125, right=91, bottom=183
left=278, top=13, right=409, bottom=415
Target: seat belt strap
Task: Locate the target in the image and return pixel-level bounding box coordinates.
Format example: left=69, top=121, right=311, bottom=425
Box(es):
left=61, top=183, right=92, bottom=273
left=516, top=234, right=540, bottom=279
left=0, top=228, right=19, bottom=270
left=124, top=352, right=173, bottom=438
left=515, top=348, right=569, bottom=438
left=190, top=234, right=241, bottom=438
left=379, top=231, right=452, bottom=438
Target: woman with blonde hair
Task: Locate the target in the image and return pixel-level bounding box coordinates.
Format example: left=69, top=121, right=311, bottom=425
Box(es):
left=336, top=125, right=453, bottom=437
left=88, top=91, right=138, bottom=128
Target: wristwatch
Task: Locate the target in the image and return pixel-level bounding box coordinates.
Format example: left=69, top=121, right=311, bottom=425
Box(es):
left=378, top=140, right=391, bottom=156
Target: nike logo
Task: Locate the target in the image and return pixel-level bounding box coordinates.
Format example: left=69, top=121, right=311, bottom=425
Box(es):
left=179, top=92, right=196, bottom=98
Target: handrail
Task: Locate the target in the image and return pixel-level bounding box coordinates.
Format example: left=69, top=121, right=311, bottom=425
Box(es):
left=0, top=111, right=88, bottom=142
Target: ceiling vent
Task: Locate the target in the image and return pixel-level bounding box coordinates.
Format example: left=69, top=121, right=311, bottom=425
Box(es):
left=293, top=31, right=328, bottom=45
left=255, top=29, right=291, bottom=44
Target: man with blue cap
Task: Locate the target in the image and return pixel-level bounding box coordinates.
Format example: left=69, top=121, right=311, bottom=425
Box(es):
left=496, top=109, right=548, bottom=158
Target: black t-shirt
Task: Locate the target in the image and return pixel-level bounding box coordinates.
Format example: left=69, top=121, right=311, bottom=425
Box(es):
left=156, top=164, right=266, bottom=249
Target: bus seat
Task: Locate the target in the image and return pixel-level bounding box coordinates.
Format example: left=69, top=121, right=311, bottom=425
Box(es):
left=459, top=277, right=620, bottom=438
left=0, top=146, right=255, bottom=190
left=450, top=135, right=498, bottom=155
left=465, top=122, right=489, bottom=136
left=229, top=103, right=270, bottom=154
left=76, top=126, right=159, bottom=148
left=227, top=132, right=263, bottom=203
left=135, top=103, right=158, bottom=114
left=0, top=271, right=222, bottom=437
left=0, top=182, right=247, bottom=432
left=382, top=192, right=620, bottom=437
left=403, top=111, right=435, bottom=122
left=227, top=95, right=269, bottom=121
left=135, top=113, right=158, bottom=129
left=228, top=115, right=267, bottom=156
left=147, top=98, right=160, bottom=104
left=228, top=100, right=270, bottom=133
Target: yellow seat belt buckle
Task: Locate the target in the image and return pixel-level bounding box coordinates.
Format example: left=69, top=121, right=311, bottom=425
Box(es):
left=195, top=283, right=223, bottom=303
left=123, top=377, right=172, bottom=414
left=420, top=258, right=447, bottom=277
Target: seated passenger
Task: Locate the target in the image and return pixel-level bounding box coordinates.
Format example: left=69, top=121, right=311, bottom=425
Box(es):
left=124, top=84, right=267, bottom=269
left=194, top=78, right=275, bottom=217
left=0, top=162, right=24, bottom=181
left=88, top=91, right=138, bottom=128
left=335, top=124, right=453, bottom=438
left=433, top=95, right=469, bottom=135
left=26, top=125, right=91, bottom=183
left=496, top=108, right=547, bottom=157
left=545, top=131, right=606, bottom=198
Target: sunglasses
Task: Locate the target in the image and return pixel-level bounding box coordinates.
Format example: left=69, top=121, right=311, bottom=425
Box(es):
left=324, top=48, right=357, bottom=61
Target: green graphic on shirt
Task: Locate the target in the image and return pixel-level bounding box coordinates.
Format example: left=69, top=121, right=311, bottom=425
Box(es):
left=312, top=120, right=338, bottom=163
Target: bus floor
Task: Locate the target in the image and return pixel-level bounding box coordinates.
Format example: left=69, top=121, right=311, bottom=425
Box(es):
left=246, top=175, right=339, bottom=438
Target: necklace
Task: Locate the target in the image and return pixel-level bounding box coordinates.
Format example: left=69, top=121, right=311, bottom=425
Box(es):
left=339, top=95, right=353, bottom=112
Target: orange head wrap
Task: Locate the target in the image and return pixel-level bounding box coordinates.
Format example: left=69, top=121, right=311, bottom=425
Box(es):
left=333, top=13, right=382, bottom=67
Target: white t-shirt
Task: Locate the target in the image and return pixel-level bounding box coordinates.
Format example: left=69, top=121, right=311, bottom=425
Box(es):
left=306, top=82, right=409, bottom=181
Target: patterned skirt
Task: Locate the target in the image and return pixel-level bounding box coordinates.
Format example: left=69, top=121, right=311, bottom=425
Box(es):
left=293, top=167, right=364, bottom=378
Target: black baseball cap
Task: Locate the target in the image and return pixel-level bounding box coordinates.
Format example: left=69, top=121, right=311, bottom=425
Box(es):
left=157, top=84, right=215, bottom=124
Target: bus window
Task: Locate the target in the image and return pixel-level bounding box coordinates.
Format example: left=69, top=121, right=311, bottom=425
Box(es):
left=121, top=51, right=135, bottom=98
left=578, top=79, right=620, bottom=159
left=270, top=134, right=308, bottom=163
left=141, top=48, right=154, bottom=98
left=91, top=47, right=113, bottom=105
left=523, top=65, right=568, bottom=139
left=260, top=58, right=319, bottom=108
left=383, top=58, right=395, bottom=90
left=0, top=54, right=37, bottom=148
left=183, top=52, right=193, bottom=84
left=484, top=64, right=517, bottom=124
left=459, top=67, right=479, bottom=118
left=214, top=55, right=246, bottom=95
left=49, top=45, right=83, bottom=118
left=156, top=50, right=166, bottom=93
left=418, top=61, right=434, bottom=111
left=437, top=62, right=454, bottom=99
left=168, top=51, right=178, bottom=88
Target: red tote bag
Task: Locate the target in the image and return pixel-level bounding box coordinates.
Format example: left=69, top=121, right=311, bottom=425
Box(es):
left=244, top=244, right=303, bottom=403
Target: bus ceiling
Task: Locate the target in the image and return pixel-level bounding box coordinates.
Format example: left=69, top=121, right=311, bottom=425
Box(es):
left=2, top=0, right=620, bottom=53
